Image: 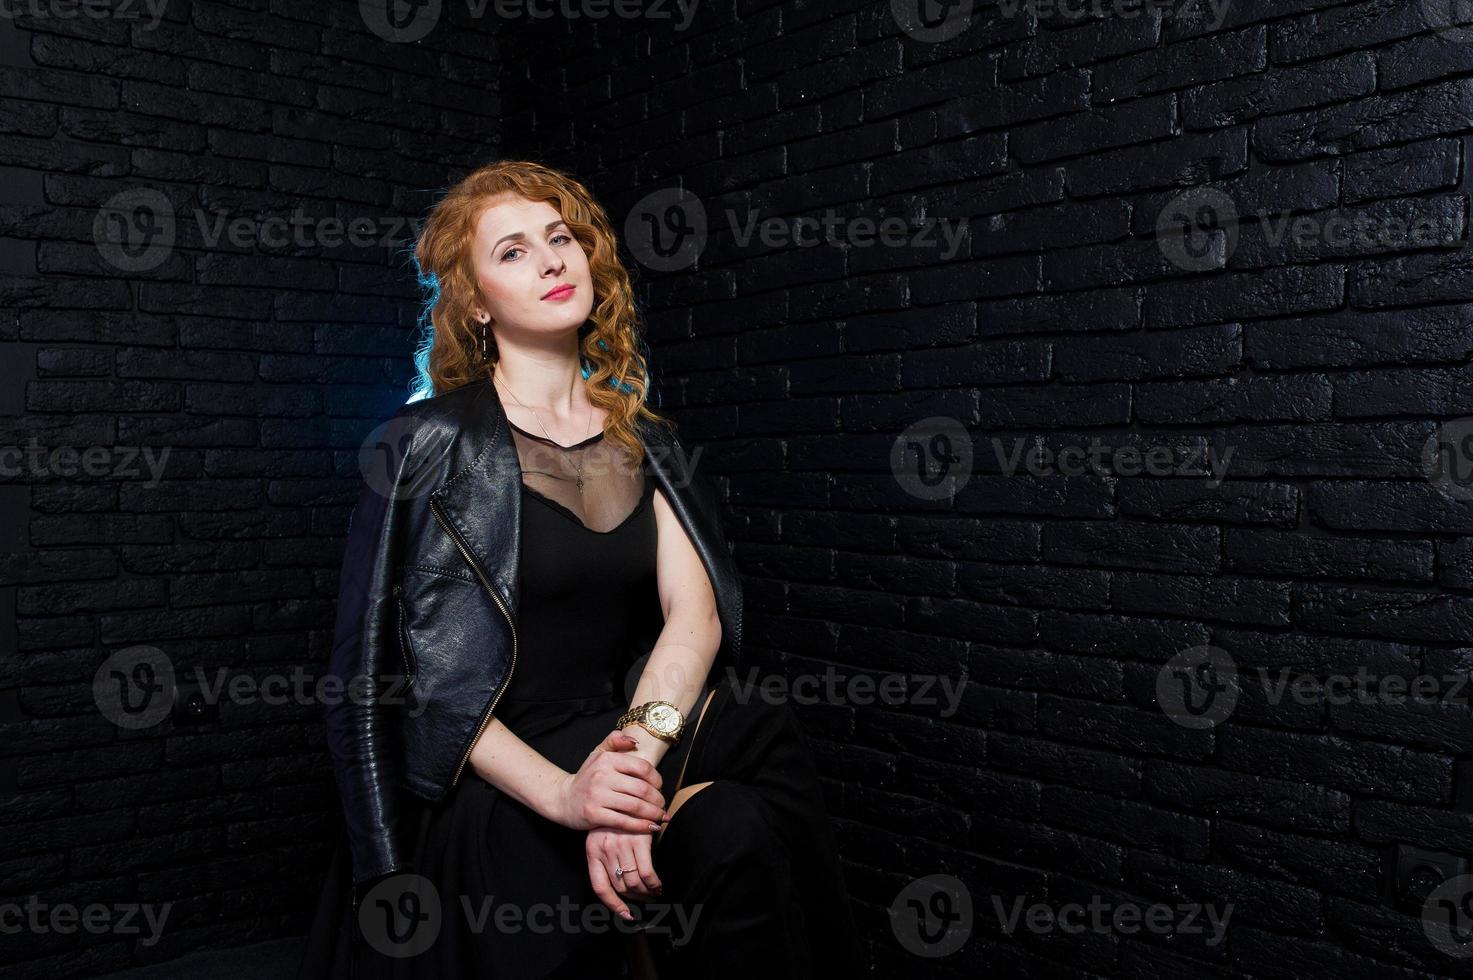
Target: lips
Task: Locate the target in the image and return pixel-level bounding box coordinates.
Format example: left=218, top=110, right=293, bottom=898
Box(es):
left=542, top=284, right=575, bottom=300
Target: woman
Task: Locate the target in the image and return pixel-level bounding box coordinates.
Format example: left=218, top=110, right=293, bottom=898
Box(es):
left=296, top=160, right=864, bottom=979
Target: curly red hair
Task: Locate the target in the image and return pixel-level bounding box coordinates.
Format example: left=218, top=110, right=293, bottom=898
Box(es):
left=410, top=159, right=671, bottom=464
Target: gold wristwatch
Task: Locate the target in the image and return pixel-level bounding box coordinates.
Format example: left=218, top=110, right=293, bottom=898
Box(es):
left=617, top=700, right=685, bottom=744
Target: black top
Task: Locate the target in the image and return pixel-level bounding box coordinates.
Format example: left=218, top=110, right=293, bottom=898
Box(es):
left=497, top=416, right=666, bottom=721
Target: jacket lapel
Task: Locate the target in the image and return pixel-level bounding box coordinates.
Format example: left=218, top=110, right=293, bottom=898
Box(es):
left=428, top=378, right=523, bottom=620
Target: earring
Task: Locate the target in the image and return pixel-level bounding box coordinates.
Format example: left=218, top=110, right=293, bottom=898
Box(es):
left=479, top=319, right=488, bottom=361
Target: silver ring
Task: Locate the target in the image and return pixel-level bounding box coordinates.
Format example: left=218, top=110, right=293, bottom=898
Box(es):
left=614, top=867, right=626, bottom=877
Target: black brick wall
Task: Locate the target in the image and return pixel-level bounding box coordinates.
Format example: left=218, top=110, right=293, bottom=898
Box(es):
left=0, top=3, right=501, bottom=976
left=5, top=0, right=1473, bottom=977
left=492, top=2, right=1473, bottom=978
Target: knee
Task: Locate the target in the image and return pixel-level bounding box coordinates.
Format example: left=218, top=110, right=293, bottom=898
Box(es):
left=680, top=781, right=785, bottom=869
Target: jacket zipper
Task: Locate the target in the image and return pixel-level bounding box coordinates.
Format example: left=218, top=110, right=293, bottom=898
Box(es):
left=429, top=498, right=518, bottom=788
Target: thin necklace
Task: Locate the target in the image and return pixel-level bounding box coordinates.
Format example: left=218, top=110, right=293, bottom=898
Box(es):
left=493, top=370, right=596, bottom=494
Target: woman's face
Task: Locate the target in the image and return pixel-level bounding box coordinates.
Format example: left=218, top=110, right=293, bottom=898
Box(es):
left=470, top=194, right=594, bottom=342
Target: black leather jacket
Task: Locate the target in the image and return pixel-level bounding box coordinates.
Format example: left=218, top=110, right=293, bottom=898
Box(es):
left=323, top=375, right=743, bottom=889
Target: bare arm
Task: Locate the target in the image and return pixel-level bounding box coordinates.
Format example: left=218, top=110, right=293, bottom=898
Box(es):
left=619, top=486, right=723, bottom=769
left=467, top=715, right=670, bottom=833
left=466, top=717, right=571, bottom=816
left=583, top=485, right=724, bottom=920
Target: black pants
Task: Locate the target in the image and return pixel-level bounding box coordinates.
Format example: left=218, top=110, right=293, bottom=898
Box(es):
left=633, top=681, right=867, bottom=979
left=298, top=677, right=867, bottom=980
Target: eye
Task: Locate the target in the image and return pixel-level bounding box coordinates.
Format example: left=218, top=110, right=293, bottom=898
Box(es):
left=551, top=232, right=573, bottom=246
left=500, top=245, right=524, bottom=262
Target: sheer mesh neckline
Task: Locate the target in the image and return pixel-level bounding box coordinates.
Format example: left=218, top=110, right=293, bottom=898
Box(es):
left=502, top=412, right=646, bottom=534
left=523, top=476, right=653, bottom=535
left=505, top=418, right=604, bottom=451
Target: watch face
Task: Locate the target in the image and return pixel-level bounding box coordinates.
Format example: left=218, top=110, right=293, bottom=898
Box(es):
left=648, top=703, right=679, bottom=733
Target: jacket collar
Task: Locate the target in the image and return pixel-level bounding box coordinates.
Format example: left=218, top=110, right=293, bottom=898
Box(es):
left=426, top=375, right=695, bottom=629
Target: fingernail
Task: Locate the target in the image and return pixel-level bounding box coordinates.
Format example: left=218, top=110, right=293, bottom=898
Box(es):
left=620, top=910, right=633, bottom=920
left=649, top=823, right=660, bottom=832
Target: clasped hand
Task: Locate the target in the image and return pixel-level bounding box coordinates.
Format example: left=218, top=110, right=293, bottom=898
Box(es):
left=550, top=729, right=667, bottom=921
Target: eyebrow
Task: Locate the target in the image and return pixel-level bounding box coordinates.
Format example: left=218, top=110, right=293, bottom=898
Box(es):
left=491, top=219, right=568, bottom=249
